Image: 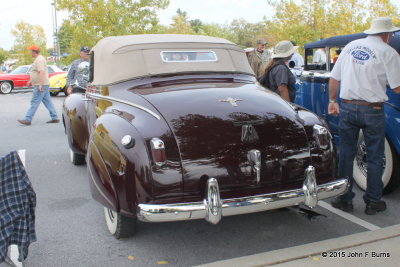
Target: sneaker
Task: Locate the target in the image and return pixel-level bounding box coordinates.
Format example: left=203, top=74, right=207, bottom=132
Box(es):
left=365, top=200, right=386, bottom=215
left=330, top=197, right=353, bottom=212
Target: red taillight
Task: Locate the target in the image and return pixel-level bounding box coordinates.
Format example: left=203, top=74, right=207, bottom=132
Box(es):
left=150, top=138, right=166, bottom=167
left=313, top=125, right=330, bottom=150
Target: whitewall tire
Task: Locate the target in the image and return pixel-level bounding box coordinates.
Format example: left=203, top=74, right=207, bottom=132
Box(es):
left=353, top=132, right=399, bottom=194
left=70, top=149, right=86, bottom=165
left=104, top=207, right=137, bottom=239
left=104, top=208, right=118, bottom=235
left=0, top=82, right=13, bottom=94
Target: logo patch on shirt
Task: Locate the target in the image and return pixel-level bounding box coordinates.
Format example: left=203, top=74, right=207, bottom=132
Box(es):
left=351, top=50, right=370, bottom=61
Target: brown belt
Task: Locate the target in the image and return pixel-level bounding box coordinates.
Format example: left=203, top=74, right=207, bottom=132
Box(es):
left=341, top=99, right=383, bottom=108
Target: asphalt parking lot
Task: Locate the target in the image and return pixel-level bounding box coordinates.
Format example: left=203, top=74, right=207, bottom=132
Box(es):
left=1, top=90, right=400, bottom=267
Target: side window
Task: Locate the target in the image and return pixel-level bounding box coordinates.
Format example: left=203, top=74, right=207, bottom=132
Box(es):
left=47, top=66, right=54, bottom=73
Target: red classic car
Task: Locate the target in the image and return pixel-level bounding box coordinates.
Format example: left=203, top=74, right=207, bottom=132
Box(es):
left=63, top=34, right=349, bottom=239
left=0, top=65, right=66, bottom=94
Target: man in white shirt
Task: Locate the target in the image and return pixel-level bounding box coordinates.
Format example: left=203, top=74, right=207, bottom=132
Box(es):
left=313, top=48, right=326, bottom=64
left=289, top=41, right=304, bottom=67
left=328, top=17, right=400, bottom=215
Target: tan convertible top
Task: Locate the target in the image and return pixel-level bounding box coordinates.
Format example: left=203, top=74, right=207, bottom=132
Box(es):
left=91, top=34, right=255, bottom=85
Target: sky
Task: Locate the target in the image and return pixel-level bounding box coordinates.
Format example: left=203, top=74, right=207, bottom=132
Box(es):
left=0, top=0, right=273, bottom=50
left=1, top=0, right=399, bottom=50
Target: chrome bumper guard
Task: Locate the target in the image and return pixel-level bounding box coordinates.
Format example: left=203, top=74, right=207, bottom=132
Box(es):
left=137, top=166, right=349, bottom=224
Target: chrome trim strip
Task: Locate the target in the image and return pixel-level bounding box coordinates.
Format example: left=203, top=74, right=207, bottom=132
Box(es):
left=137, top=178, right=349, bottom=223
left=86, top=92, right=161, bottom=120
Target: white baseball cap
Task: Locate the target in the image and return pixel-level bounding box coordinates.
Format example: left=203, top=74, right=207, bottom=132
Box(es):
left=272, top=40, right=299, bottom=59
left=364, top=17, right=400, bottom=35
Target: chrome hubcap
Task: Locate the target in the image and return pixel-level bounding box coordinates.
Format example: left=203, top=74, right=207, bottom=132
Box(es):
left=1, top=83, right=12, bottom=94
left=356, top=141, right=386, bottom=177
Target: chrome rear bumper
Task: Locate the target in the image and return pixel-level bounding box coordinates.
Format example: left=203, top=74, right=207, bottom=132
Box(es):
left=137, top=166, right=349, bottom=224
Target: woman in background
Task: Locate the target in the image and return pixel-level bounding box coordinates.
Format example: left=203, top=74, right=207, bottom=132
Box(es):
left=259, top=40, right=298, bottom=102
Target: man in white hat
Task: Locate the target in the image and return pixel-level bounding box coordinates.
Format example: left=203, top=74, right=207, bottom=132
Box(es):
left=328, top=17, right=400, bottom=215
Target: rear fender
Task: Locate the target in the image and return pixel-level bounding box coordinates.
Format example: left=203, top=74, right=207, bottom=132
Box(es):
left=62, top=94, right=89, bottom=155
left=87, top=113, right=153, bottom=218
left=296, top=107, right=337, bottom=183
left=103, top=89, right=184, bottom=203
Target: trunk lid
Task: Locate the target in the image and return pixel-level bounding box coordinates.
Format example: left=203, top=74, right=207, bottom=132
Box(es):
left=135, top=80, right=312, bottom=199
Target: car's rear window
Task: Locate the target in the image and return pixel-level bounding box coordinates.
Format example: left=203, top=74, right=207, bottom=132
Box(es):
left=161, top=51, right=218, bottom=62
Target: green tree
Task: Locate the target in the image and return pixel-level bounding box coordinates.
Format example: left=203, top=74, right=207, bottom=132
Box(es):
left=367, top=0, right=399, bottom=26
left=57, top=0, right=169, bottom=64
left=325, top=0, right=366, bottom=36
left=57, top=20, right=74, bottom=61
left=199, top=23, right=234, bottom=41
left=0, top=48, right=9, bottom=65
left=190, top=19, right=203, bottom=34
left=176, top=8, right=189, bottom=20
left=266, top=0, right=327, bottom=48
left=169, top=8, right=193, bottom=34
left=264, top=0, right=400, bottom=53
left=230, top=19, right=269, bottom=47
left=11, top=21, right=47, bottom=65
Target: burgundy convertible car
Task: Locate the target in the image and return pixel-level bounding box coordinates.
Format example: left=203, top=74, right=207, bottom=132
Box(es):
left=63, top=35, right=348, bottom=238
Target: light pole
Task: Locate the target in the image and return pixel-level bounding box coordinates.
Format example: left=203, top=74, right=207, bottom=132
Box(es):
left=51, top=1, right=61, bottom=66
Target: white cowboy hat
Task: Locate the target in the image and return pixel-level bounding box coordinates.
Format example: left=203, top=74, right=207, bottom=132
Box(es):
left=364, top=17, right=400, bottom=35
left=272, top=40, right=299, bottom=59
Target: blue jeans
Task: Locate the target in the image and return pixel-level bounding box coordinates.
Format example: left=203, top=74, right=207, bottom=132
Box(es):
left=24, top=85, right=58, bottom=122
left=338, top=102, right=385, bottom=203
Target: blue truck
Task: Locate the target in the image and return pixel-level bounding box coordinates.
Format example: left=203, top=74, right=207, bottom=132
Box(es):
left=295, top=32, right=400, bottom=193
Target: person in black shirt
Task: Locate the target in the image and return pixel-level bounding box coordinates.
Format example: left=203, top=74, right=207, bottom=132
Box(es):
left=259, top=40, right=299, bottom=102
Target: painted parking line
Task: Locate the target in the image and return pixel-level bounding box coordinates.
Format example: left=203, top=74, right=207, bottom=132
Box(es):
left=17, top=149, right=26, bottom=166
left=319, top=201, right=380, bottom=231
left=7, top=245, right=23, bottom=267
